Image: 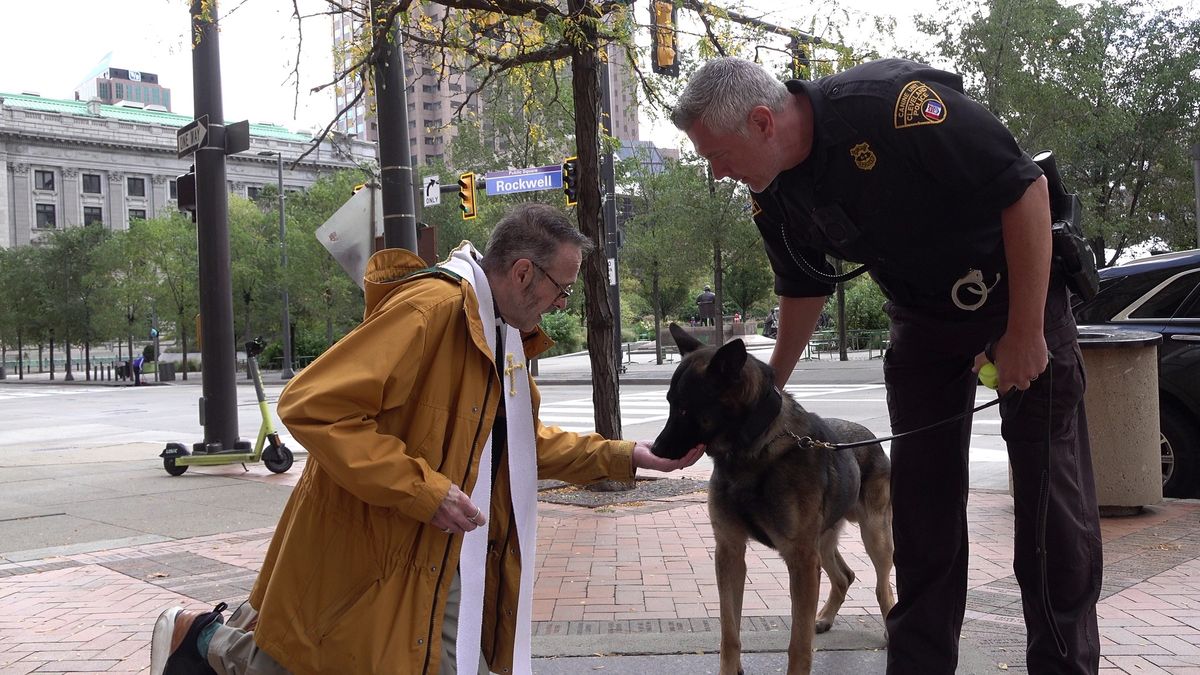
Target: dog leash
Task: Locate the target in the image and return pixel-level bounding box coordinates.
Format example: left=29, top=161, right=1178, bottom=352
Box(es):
left=793, top=391, right=1013, bottom=451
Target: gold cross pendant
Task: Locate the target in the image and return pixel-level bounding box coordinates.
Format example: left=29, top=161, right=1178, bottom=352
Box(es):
left=504, top=354, right=524, bottom=396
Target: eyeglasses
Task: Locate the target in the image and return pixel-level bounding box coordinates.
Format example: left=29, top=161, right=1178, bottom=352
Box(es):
left=531, top=260, right=573, bottom=301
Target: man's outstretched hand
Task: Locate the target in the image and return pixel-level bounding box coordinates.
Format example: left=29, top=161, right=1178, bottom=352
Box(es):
left=631, top=441, right=705, bottom=473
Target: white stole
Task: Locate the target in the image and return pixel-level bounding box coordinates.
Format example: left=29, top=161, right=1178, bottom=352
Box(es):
left=439, top=243, right=538, bottom=675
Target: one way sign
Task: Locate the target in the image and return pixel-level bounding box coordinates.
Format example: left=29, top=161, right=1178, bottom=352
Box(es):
left=423, top=175, right=441, bottom=207
left=176, top=115, right=208, bottom=158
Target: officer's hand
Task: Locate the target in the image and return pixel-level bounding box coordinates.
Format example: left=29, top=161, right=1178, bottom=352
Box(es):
left=974, top=332, right=1048, bottom=392
left=431, top=483, right=486, bottom=536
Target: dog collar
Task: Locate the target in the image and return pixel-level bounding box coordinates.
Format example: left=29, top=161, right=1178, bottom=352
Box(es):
left=738, top=385, right=784, bottom=446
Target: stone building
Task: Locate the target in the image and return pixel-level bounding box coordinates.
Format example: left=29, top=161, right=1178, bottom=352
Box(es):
left=0, top=92, right=377, bottom=249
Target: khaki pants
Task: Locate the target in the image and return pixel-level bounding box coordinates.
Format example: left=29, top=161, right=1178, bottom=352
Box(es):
left=206, top=601, right=289, bottom=675
left=441, top=571, right=490, bottom=675
left=205, top=573, right=490, bottom=675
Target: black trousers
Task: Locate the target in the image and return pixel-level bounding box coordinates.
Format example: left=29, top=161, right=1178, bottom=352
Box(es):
left=882, top=285, right=1102, bottom=674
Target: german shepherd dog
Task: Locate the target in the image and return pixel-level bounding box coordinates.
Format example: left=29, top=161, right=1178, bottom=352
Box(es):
left=651, top=324, right=895, bottom=675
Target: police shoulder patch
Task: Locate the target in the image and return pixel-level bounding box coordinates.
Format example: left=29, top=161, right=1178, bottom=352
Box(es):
left=894, top=80, right=948, bottom=129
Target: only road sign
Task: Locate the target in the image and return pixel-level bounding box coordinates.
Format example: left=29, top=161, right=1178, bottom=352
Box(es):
left=424, top=175, right=441, bottom=207
left=485, top=164, right=562, bottom=196
left=176, top=115, right=209, bottom=158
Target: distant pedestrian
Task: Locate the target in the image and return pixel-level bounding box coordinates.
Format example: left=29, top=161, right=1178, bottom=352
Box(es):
left=696, top=285, right=716, bottom=326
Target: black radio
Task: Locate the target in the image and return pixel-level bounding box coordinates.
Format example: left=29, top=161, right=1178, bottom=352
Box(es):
left=1032, top=150, right=1099, bottom=301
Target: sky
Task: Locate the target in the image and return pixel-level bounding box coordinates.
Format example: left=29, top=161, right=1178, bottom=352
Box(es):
left=0, top=0, right=945, bottom=149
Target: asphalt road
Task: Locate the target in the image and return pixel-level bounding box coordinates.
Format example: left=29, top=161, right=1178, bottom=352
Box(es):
left=0, top=369, right=1007, bottom=560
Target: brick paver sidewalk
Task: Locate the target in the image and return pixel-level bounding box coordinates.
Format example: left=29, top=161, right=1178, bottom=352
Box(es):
left=3, top=457, right=1200, bottom=674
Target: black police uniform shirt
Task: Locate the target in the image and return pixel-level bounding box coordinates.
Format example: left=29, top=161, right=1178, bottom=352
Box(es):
left=750, top=59, right=1044, bottom=318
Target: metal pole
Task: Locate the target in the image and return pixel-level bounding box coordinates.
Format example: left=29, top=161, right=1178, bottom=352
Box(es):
left=1191, top=143, right=1200, bottom=248
left=277, top=153, right=294, bottom=380
left=191, top=0, right=240, bottom=450
left=599, top=55, right=622, bottom=373
left=371, top=0, right=417, bottom=251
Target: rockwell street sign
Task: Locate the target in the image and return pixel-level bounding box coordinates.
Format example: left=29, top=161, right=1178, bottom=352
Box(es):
left=485, top=165, right=562, bottom=196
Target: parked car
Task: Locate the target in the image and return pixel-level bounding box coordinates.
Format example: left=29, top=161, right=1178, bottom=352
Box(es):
left=1072, top=249, right=1200, bottom=497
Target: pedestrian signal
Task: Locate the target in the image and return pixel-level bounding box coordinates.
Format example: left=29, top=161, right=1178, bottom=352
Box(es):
left=458, top=172, right=477, bottom=220
left=650, top=0, right=679, bottom=77
left=562, top=157, right=578, bottom=207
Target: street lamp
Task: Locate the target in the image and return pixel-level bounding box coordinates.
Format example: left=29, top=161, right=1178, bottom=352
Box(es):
left=257, top=150, right=294, bottom=380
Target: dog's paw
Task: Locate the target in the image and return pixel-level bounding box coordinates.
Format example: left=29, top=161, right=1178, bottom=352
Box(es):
left=814, top=618, right=834, bottom=634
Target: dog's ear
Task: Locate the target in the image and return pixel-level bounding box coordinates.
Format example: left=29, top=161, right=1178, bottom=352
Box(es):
left=710, top=339, right=748, bottom=380
left=669, top=323, right=704, bottom=355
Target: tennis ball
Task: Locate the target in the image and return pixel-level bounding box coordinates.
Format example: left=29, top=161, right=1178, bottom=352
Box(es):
left=978, top=363, right=998, bottom=389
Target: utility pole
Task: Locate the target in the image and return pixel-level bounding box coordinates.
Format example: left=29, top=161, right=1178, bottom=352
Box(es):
left=258, top=151, right=294, bottom=380
left=371, top=1, right=417, bottom=252
left=599, top=54, right=623, bottom=375
left=189, top=0, right=242, bottom=452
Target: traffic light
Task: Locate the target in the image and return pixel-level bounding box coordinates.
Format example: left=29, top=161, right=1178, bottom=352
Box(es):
left=650, top=0, right=679, bottom=77
left=458, top=172, right=477, bottom=220
left=176, top=169, right=197, bottom=215
left=562, top=157, right=578, bottom=207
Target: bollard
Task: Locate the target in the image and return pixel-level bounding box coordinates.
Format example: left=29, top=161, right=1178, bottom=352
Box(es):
left=1077, top=326, right=1163, bottom=515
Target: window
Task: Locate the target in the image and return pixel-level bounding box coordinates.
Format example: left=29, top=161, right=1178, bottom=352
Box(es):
left=169, top=179, right=178, bottom=200
left=35, top=204, right=56, bottom=228
left=128, top=209, right=146, bottom=221
left=82, top=173, right=102, bottom=194
left=1129, top=271, right=1200, bottom=319
left=127, top=176, right=146, bottom=197
left=84, top=206, right=104, bottom=225
left=34, top=170, right=55, bottom=191
left=247, top=186, right=262, bottom=201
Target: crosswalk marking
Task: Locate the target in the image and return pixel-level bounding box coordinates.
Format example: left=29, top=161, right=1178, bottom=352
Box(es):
left=539, top=384, right=886, bottom=433
left=0, top=385, right=113, bottom=401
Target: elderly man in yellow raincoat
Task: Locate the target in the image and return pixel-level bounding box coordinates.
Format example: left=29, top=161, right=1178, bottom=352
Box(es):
left=150, top=203, right=702, bottom=675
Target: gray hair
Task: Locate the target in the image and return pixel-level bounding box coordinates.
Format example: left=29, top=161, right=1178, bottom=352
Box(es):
left=480, top=203, right=593, bottom=274
left=671, top=57, right=790, bottom=135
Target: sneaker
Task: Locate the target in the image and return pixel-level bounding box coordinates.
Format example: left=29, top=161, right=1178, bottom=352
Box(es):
left=150, top=602, right=227, bottom=675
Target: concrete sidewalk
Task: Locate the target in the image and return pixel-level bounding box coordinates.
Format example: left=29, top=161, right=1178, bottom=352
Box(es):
left=4, top=343, right=1200, bottom=673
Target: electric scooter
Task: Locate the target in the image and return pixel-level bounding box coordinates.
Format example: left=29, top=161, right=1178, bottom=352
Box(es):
left=160, top=338, right=295, bottom=476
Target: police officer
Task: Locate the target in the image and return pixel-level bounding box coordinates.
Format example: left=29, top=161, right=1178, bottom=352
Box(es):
left=673, top=57, right=1101, bottom=674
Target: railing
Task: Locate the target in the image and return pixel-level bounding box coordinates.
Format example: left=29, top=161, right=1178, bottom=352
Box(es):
left=804, top=329, right=890, bottom=360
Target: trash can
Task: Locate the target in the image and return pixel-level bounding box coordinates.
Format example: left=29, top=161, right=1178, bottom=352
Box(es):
left=1077, top=326, right=1163, bottom=515
left=159, top=362, right=176, bottom=382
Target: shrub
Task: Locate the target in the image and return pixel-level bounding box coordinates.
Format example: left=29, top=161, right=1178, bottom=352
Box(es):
left=539, top=311, right=583, bottom=357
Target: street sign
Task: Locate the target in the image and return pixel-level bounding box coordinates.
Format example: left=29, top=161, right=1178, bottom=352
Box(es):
left=225, top=120, right=250, bottom=155
left=485, top=164, right=562, bottom=196
left=423, top=175, right=441, bottom=207
left=315, top=186, right=383, bottom=290
left=176, top=115, right=208, bottom=158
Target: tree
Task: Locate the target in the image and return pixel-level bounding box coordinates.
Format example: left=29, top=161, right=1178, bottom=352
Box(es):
left=621, top=156, right=709, bottom=362
left=0, top=245, right=50, bottom=376
left=916, top=0, right=1200, bottom=261
left=141, top=212, right=200, bottom=379
left=91, top=221, right=158, bottom=373
left=40, top=224, right=111, bottom=379
left=281, top=171, right=368, bottom=348
left=722, top=248, right=773, bottom=316
left=229, top=196, right=278, bottom=352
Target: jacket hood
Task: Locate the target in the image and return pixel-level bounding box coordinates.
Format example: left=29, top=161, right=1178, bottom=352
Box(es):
left=363, top=248, right=431, bottom=317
